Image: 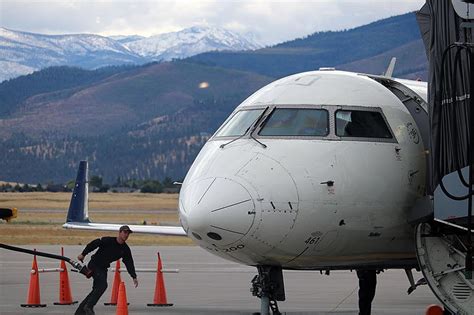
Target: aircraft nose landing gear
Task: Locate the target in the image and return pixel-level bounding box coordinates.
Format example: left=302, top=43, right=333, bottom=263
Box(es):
left=250, top=265, right=285, bottom=315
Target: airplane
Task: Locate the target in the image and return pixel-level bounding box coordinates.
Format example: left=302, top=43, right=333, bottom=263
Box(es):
left=64, top=66, right=436, bottom=314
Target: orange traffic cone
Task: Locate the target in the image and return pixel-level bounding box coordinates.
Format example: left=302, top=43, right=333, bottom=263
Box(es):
left=21, top=252, right=46, bottom=307
left=147, top=252, right=173, bottom=307
left=105, top=260, right=122, bottom=305
left=116, top=282, right=128, bottom=315
left=54, top=247, right=77, bottom=305
left=425, top=304, right=444, bottom=315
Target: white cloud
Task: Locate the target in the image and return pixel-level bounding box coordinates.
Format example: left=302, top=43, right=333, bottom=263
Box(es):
left=0, top=0, right=425, bottom=44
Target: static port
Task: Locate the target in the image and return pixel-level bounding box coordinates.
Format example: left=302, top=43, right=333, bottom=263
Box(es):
left=207, top=232, right=222, bottom=241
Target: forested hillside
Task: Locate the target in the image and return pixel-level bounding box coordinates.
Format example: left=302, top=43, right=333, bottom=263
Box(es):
left=0, top=62, right=272, bottom=183
left=0, top=65, right=137, bottom=117
left=189, top=12, right=426, bottom=78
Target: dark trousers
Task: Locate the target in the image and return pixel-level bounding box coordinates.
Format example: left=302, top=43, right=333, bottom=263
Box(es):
left=75, top=267, right=108, bottom=314
left=357, top=270, right=377, bottom=315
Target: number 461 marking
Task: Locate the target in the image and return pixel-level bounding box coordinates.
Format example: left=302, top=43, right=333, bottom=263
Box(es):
left=304, top=236, right=321, bottom=245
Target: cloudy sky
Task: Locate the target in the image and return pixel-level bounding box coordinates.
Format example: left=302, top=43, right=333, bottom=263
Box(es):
left=0, top=0, right=425, bottom=45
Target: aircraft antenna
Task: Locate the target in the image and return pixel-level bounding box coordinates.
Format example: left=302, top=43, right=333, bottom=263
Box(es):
left=383, top=57, right=396, bottom=77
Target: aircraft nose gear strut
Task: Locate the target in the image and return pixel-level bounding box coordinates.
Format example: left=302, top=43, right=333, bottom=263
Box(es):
left=250, top=265, right=285, bottom=315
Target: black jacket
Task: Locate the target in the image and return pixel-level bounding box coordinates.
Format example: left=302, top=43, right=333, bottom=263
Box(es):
left=81, top=236, right=137, bottom=278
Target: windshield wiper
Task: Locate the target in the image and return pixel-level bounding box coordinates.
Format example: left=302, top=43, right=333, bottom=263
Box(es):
left=220, top=124, right=253, bottom=149
left=248, top=107, right=275, bottom=148
left=256, top=107, right=275, bottom=130
left=220, top=107, right=269, bottom=149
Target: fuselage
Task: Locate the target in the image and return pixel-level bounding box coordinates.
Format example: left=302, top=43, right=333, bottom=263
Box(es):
left=178, top=70, right=428, bottom=270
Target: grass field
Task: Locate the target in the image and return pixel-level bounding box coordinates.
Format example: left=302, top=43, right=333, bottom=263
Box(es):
left=0, top=192, right=193, bottom=245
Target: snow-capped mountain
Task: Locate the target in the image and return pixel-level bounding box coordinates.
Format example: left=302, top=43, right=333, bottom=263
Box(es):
left=0, top=27, right=148, bottom=82
left=123, top=26, right=262, bottom=60
left=109, top=35, right=146, bottom=44
left=0, top=26, right=262, bottom=82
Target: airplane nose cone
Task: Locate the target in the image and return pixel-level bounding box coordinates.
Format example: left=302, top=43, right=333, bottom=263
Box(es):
left=181, top=177, right=255, bottom=245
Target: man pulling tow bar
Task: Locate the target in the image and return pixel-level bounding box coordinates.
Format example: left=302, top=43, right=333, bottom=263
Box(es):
left=75, top=225, right=138, bottom=315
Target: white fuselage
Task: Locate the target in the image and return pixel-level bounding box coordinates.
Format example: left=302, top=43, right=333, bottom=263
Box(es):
left=178, top=70, right=427, bottom=270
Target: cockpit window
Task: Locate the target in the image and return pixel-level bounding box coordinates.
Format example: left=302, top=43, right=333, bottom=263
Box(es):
left=336, top=110, right=392, bottom=138
left=214, top=109, right=265, bottom=137
left=259, top=109, right=329, bottom=136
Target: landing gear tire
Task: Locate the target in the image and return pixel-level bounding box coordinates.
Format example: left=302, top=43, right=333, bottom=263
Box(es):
left=250, top=266, right=285, bottom=315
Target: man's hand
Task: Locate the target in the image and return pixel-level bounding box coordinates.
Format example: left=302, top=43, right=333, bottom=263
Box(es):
left=77, top=254, right=85, bottom=262
left=133, top=278, right=138, bottom=288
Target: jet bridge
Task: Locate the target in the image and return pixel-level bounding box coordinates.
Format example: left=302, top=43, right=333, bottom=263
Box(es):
left=415, top=0, right=474, bottom=313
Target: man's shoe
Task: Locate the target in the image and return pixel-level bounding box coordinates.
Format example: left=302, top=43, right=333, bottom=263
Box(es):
left=83, top=305, right=95, bottom=315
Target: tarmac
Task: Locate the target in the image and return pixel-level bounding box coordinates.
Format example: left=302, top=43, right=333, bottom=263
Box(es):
left=0, top=245, right=439, bottom=315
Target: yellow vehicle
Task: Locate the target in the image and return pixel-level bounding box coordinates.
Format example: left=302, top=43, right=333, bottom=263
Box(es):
left=0, top=208, right=17, bottom=222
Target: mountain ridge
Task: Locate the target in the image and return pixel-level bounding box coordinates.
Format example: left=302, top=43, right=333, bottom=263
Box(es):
left=188, top=12, right=426, bottom=79
left=0, top=26, right=262, bottom=82
left=123, top=26, right=262, bottom=60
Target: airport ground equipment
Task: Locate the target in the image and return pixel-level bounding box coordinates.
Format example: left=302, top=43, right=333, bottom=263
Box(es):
left=20, top=254, right=46, bottom=307
left=54, top=247, right=77, bottom=305
left=0, top=243, right=92, bottom=277
left=104, top=252, right=177, bottom=307
left=116, top=282, right=129, bottom=315
left=0, top=207, right=17, bottom=222
left=0, top=245, right=176, bottom=309
left=104, top=260, right=123, bottom=306
left=11, top=247, right=77, bottom=306
left=425, top=304, right=445, bottom=315
left=147, top=253, right=173, bottom=307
